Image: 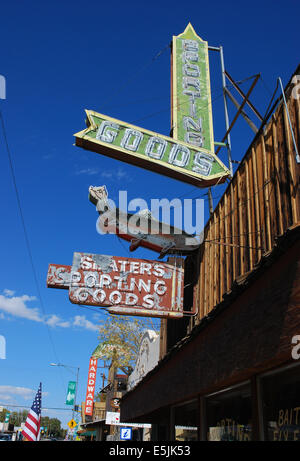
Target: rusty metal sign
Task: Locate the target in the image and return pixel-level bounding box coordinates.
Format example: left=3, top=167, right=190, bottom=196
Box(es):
left=89, top=185, right=201, bottom=258
left=110, top=398, right=121, bottom=409
left=47, top=252, right=184, bottom=318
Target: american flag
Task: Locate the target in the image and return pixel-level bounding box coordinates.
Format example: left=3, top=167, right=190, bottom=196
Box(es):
left=22, top=383, right=42, bottom=441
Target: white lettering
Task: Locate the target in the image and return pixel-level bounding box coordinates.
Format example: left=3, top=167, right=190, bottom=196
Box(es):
left=145, top=136, right=167, bottom=160
left=168, top=144, right=190, bottom=167
left=96, top=121, right=120, bottom=143
left=154, top=280, right=167, bottom=295
left=142, top=294, right=155, bottom=309
left=292, top=335, right=300, bottom=360
left=120, top=128, right=143, bottom=151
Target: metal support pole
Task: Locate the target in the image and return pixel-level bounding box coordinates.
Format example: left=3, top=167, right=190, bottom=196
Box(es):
left=74, top=367, right=79, bottom=421
left=219, top=46, right=233, bottom=177
left=278, top=77, right=300, bottom=164
left=208, top=188, right=214, bottom=216
left=224, top=87, right=258, bottom=133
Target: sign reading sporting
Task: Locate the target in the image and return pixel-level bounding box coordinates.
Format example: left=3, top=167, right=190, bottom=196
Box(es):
left=74, top=110, right=230, bottom=187
left=172, top=23, right=214, bottom=152
left=47, top=252, right=184, bottom=318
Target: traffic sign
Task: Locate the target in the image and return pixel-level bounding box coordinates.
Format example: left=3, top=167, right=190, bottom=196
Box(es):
left=67, top=419, right=77, bottom=429
left=120, top=427, right=132, bottom=440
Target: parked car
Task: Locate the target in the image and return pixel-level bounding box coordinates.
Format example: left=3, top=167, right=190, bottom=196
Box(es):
left=0, top=433, right=12, bottom=441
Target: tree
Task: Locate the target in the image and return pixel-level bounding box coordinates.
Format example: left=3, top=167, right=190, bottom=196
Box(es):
left=9, top=410, right=28, bottom=426
left=40, top=416, right=64, bottom=438
left=93, top=314, right=159, bottom=372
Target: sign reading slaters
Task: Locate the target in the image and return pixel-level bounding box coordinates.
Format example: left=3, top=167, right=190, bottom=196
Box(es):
left=74, top=110, right=230, bottom=187
left=70, top=253, right=184, bottom=318
left=47, top=253, right=184, bottom=319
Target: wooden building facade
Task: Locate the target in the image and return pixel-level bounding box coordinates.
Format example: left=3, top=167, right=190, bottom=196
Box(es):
left=120, top=65, right=300, bottom=441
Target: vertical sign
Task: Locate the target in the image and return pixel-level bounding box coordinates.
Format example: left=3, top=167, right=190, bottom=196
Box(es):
left=84, top=357, right=98, bottom=416
left=172, top=23, right=214, bottom=158
left=66, top=381, right=76, bottom=406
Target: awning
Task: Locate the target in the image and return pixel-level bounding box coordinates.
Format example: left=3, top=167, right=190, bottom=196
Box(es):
left=77, top=430, right=96, bottom=437
left=81, top=419, right=106, bottom=429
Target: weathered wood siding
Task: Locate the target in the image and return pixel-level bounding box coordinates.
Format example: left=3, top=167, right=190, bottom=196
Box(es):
left=160, top=67, right=300, bottom=358
left=193, top=72, right=299, bottom=323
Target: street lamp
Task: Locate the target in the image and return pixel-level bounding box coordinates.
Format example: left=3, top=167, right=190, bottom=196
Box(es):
left=50, top=363, right=80, bottom=420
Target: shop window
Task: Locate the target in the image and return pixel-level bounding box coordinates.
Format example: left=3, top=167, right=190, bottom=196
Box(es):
left=205, top=384, right=252, bottom=441
left=261, top=365, right=300, bottom=441
left=174, top=400, right=199, bottom=441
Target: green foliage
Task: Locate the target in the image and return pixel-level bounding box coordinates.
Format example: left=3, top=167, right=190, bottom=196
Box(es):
left=94, top=314, right=159, bottom=370
left=0, top=408, right=65, bottom=438
left=40, top=416, right=63, bottom=438
left=94, top=392, right=107, bottom=403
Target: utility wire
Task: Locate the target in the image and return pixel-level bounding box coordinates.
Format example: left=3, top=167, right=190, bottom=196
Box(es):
left=131, top=75, right=256, bottom=126
left=0, top=109, right=65, bottom=392
left=101, top=43, right=170, bottom=108
left=0, top=403, right=75, bottom=411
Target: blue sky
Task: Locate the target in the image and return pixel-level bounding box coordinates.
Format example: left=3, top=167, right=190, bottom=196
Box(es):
left=0, top=0, right=298, bottom=428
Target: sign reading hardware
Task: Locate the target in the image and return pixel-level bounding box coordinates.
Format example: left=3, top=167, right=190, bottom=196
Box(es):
left=74, top=110, right=229, bottom=187
left=84, top=357, right=98, bottom=416
left=47, top=252, right=184, bottom=318
left=172, top=23, right=214, bottom=152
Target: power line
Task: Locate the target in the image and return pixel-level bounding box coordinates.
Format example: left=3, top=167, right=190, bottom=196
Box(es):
left=0, top=109, right=65, bottom=392
left=101, top=43, right=170, bottom=108
left=0, top=403, right=74, bottom=411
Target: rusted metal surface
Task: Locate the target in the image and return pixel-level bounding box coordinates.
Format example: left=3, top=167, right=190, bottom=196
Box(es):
left=47, top=252, right=184, bottom=319
left=47, top=264, right=71, bottom=289
left=89, top=185, right=200, bottom=258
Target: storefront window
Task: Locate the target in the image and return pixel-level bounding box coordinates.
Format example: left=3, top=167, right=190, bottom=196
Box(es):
left=205, top=384, right=252, bottom=441
left=174, top=400, right=198, bottom=441
left=261, top=365, right=300, bottom=441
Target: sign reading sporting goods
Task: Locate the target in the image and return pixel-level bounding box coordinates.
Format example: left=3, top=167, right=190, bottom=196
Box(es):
left=172, top=23, right=214, bottom=153
left=74, top=24, right=229, bottom=187
left=74, top=110, right=229, bottom=187
left=47, top=252, right=184, bottom=318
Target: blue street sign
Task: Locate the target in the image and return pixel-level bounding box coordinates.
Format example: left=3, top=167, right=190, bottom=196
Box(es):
left=120, top=427, right=132, bottom=441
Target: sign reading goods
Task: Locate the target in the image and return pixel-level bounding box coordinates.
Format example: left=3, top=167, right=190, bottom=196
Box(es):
left=47, top=252, right=184, bottom=318
left=74, top=110, right=230, bottom=187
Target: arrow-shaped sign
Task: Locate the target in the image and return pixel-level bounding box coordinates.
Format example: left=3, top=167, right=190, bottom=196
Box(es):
left=74, top=24, right=230, bottom=187
left=74, top=109, right=230, bottom=187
